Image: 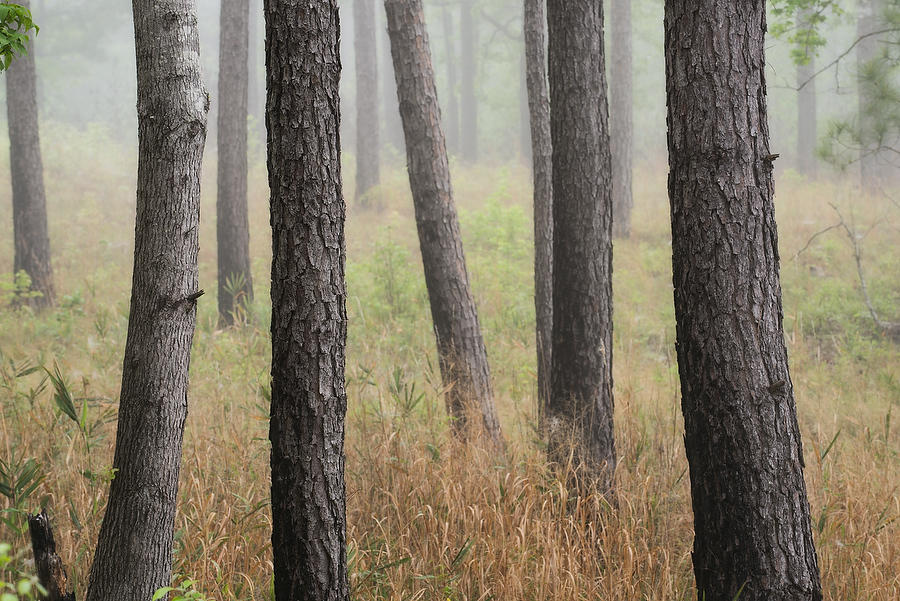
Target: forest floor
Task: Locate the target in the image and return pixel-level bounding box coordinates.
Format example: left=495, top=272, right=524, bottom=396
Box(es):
left=0, top=130, right=898, bottom=600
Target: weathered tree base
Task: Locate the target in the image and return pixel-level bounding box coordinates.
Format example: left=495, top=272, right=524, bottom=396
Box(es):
left=28, top=509, right=75, bottom=601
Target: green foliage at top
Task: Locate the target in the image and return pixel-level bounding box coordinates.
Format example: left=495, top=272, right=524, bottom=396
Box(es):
left=0, top=3, right=37, bottom=70
left=769, top=0, right=844, bottom=64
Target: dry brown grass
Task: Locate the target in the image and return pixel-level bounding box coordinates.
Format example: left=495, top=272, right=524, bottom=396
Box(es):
left=0, top=129, right=897, bottom=599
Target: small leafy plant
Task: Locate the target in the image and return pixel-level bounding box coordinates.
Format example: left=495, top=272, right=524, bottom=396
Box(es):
left=0, top=3, right=38, bottom=70
left=152, top=577, right=209, bottom=601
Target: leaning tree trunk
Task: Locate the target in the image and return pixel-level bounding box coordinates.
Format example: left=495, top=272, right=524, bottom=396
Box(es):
left=460, top=0, right=478, bottom=161
left=524, top=0, right=552, bottom=423
left=85, top=1, right=208, bottom=599
left=546, top=0, right=616, bottom=492
left=217, top=0, right=253, bottom=325
left=384, top=0, right=503, bottom=447
left=6, top=0, right=54, bottom=308
left=441, top=5, right=460, bottom=156
left=664, top=2, right=823, bottom=600
left=609, top=0, right=633, bottom=238
left=355, top=0, right=380, bottom=205
left=265, top=2, right=349, bottom=600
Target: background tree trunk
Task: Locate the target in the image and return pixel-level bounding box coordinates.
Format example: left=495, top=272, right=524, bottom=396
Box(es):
left=664, top=2, right=823, bottom=600
left=384, top=0, right=503, bottom=447
left=610, top=0, right=633, bottom=238
left=460, top=0, right=478, bottom=162
left=355, top=0, right=380, bottom=205
left=265, top=2, right=349, bottom=600
left=546, top=0, right=616, bottom=491
left=441, top=5, right=460, bottom=157
left=524, top=0, right=552, bottom=425
left=6, top=0, right=54, bottom=308
left=85, top=1, right=208, bottom=599
left=217, top=0, right=253, bottom=325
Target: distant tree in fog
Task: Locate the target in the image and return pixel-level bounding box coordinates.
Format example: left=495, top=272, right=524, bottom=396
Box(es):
left=355, top=0, right=380, bottom=205
left=5, top=0, right=53, bottom=307
left=217, top=0, right=253, bottom=325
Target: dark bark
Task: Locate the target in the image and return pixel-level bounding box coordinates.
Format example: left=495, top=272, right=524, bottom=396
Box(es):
left=441, top=5, right=460, bottom=156
left=664, top=2, right=823, bottom=600
left=524, top=0, right=552, bottom=423
left=265, top=2, right=349, bottom=600
left=546, top=0, right=616, bottom=491
left=217, top=0, right=253, bottom=325
left=6, top=0, right=54, bottom=308
left=355, top=0, right=380, bottom=205
left=384, top=0, right=503, bottom=447
left=609, top=0, right=633, bottom=239
left=28, top=510, right=74, bottom=601
left=85, top=1, right=208, bottom=600
left=460, top=0, right=478, bottom=161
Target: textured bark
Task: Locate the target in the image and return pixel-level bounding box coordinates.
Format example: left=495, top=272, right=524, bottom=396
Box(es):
left=28, top=511, right=74, bottom=601
left=857, top=0, right=886, bottom=186
left=460, top=0, right=478, bottom=161
left=441, top=5, right=460, bottom=156
left=85, top=1, right=208, bottom=600
left=524, top=0, right=552, bottom=421
left=264, top=2, right=349, bottom=600
left=6, top=0, right=54, bottom=308
left=384, top=0, right=503, bottom=447
left=355, top=0, right=380, bottom=204
left=217, top=0, right=253, bottom=325
left=610, top=0, right=633, bottom=238
left=664, top=2, right=823, bottom=600
left=546, top=0, right=616, bottom=491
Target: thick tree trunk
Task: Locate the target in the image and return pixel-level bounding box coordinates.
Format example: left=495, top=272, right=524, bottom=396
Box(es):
left=857, top=0, right=885, bottom=187
left=441, top=5, right=460, bottom=157
left=384, top=0, right=503, bottom=447
left=664, top=2, right=823, bottom=600
left=460, top=0, right=478, bottom=161
left=355, top=0, right=380, bottom=205
left=609, top=0, right=633, bottom=239
left=524, top=0, right=552, bottom=423
left=546, top=0, right=616, bottom=492
left=85, top=1, right=208, bottom=599
left=217, top=0, right=253, bottom=325
left=265, top=2, right=349, bottom=600
left=6, top=0, right=54, bottom=308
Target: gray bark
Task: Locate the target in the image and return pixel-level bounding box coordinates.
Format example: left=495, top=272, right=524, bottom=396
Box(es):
left=665, top=2, right=823, bottom=600
left=217, top=0, right=253, bottom=325
left=460, top=0, right=478, bottom=161
left=524, top=0, right=552, bottom=422
left=546, top=0, right=616, bottom=492
left=384, top=0, right=503, bottom=447
left=610, top=0, right=633, bottom=238
left=265, top=2, right=349, bottom=600
left=6, top=0, right=54, bottom=308
left=355, top=0, right=380, bottom=204
left=85, top=1, right=208, bottom=599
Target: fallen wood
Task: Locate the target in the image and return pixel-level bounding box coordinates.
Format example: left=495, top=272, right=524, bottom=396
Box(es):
left=27, top=509, right=75, bottom=601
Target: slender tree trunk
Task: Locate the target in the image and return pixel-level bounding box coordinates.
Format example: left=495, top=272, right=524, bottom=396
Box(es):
left=6, top=0, right=54, bottom=308
left=665, top=2, right=823, bottom=600
left=442, top=5, right=460, bottom=157
left=381, top=8, right=404, bottom=156
left=355, top=0, right=380, bottom=205
left=460, top=0, right=478, bottom=161
left=524, top=0, right=552, bottom=423
left=85, top=1, right=208, bottom=599
left=265, top=2, right=349, bottom=600
left=546, top=0, right=616, bottom=492
left=857, top=0, right=885, bottom=187
left=217, top=0, right=253, bottom=325
left=384, top=0, right=503, bottom=447
left=610, top=0, right=633, bottom=238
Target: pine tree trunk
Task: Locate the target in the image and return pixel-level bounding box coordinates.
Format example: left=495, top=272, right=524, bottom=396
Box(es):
left=384, top=0, right=503, bottom=447
left=355, top=0, right=380, bottom=205
left=441, top=5, right=460, bottom=156
left=217, top=0, right=253, bottom=325
left=85, top=2, right=208, bottom=599
left=524, top=0, right=552, bottom=422
left=610, top=0, right=633, bottom=239
left=265, top=2, right=349, bottom=600
left=546, top=0, right=616, bottom=491
left=664, top=2, right=823, bottom=600
left=6, top=0, right=54, bottom=308
left=460, top=0, right=478, bottom=161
